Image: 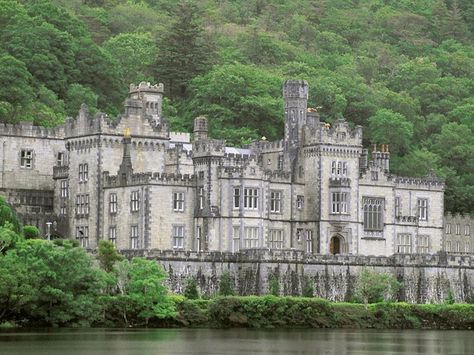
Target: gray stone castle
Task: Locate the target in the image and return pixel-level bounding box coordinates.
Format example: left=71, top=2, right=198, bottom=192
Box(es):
left=0, top=79, right=471, bottom=256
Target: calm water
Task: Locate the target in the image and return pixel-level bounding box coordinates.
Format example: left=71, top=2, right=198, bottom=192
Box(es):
left=0, top=328, right=473, bottom=355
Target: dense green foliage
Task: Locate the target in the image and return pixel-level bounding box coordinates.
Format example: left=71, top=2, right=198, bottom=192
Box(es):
left=354, top=268, right=402, bottom=309
left=173, top=297, right=474, bottom=329
left=0, top=208, right=175, bottom=327
left=0, top=0, right=473, bottom=213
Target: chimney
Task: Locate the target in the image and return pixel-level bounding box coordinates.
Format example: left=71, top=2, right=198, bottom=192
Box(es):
left=193, top=116, right=208, bottom=141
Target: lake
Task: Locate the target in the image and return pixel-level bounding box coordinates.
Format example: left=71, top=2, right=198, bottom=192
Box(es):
left=0, top=328, right=472, bottom=355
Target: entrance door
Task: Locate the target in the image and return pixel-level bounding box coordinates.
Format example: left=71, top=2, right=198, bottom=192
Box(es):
left=330, top=236, right=341, bottom=255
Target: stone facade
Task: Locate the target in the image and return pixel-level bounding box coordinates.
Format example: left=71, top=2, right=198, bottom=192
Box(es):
left=0, top=80, right=462, bottom=257
left=443, top=213, right=473, bottom=254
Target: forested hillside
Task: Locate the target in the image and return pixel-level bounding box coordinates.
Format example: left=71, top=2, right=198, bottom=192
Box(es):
left=0, top=0, right=473, bottom=213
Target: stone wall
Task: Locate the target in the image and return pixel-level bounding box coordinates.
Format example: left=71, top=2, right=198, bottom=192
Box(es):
left=121, top=249, right=474, bottom=303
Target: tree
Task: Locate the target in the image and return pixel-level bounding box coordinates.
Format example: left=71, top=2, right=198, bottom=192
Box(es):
left=368, top=109, right=414, bottom=155
left=354, top=269, right=401, bottom=310
left=0, top=55, right=34, bottom=122
left=268, top=275, right=280, bottom=296
left=154, top=0, right=213, bottom=98
left=103, top=32, right=157, bottom=87
left=23, top=225, right=40, bottom=240
left=113, top=258, right=175, bottom=326
left=65, top=83, right=98, bottom=117
left=183, top=277, right=199, bottom=299
left=97, top=240, right=123, bottom=273
left=0, top=197, right=21, bottom=234
left=218, top=272, right=235, bottom=296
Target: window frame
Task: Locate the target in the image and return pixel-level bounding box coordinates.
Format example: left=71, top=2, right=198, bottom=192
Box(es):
left=243, top=188, right=259, bottom=210
left=109, top=193, right=118, bottom=214
left=109, top=226, right=117, bottom=245
left=130, top=225, right=139, bottom=249
left=267, top=229, right=284, bottom=249
left=243, top=226, right=259, bottom=248
left=20, top=149, right=34, bottom=169
left=417, top=198, right=428, bottom=221
left=363, top=197, right=384, bottom=231
left=172, top=225, right=185, bottom=249
left=270, top=190, right=282, bottom=213
left=173, top=191, right=185, bottom=212
left=331, top=192, right=348, bottom=214
left=131, top=190, right=140, bottom=212
left=397, top=233, right=412, bottom=253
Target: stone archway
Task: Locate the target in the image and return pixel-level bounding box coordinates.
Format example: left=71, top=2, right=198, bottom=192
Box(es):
left=330, top=235, right=343, bottom=255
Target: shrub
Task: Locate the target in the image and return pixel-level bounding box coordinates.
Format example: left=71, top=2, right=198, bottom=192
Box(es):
left=354, top=269, right=401, bottom=309
left=23, top=225, right=40, bottom=239
left=184, top=277, right=200, bottom=300
left=218, top=272, right=235, bottom=296
left=268, top=275, right=280, bottom=296
left=302, top=276, right=314, bottom=297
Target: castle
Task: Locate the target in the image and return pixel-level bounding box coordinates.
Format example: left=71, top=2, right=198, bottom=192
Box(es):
left=0, top=80, right=471, bottom=256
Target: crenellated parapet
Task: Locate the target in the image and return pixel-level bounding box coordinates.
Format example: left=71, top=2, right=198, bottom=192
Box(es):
left=0, top=121, right=65, bottom=139
left=192, top=139, right=226, bottom=159
left=394, top=170, right=444, bottom=190
left=251, top=139, right=285, bottom=153
left=103, top=171, right=195, bottom=188
left=263, top=169, right=292, bottom=182
left=305, top=119, right=363, bottom=146
left=129, top=82, right=164, bottom=94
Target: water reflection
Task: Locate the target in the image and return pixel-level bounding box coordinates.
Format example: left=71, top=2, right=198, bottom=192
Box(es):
left=0, top=328, right=472, bottom=355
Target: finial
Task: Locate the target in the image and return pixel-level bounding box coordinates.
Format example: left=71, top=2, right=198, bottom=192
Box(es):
left=261, top=136, right=267, bottom=141
left=386, top=144, right=389, bottom=153
left=373, top=144, right=377, bottom=152
left=124, top=128, right=131, bottom=138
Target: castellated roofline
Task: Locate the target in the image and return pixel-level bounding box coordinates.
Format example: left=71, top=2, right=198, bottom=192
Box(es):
left=103, top=171, right=195, bottom=188
left=0, top=121, right=65, bottom=139
left=129, top=82, right=164, bottom=94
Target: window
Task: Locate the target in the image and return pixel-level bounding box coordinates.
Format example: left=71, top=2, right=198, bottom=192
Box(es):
left=60, top=205, right=67, bottom=215
left=397, top=234, right=412, bottom=253
left=277, top=155, right=283, bottom=170
left=371, top=171, right=378, bottom=181
left=130, top=225, right=139, bottom=249
left=270, top=191, right=282, bottom=213
left=233, top=187, right=241, bottom=209
left=331, top=161, right=348, bottom=176
left=267, top=229, right=284, bottom=249
left=296, top=195, right=304, bottom=209
left=456, top=241, right=461, bottom=253
left=131, top=191, right=140, bottom=212
left=76, top=226, right=89, bottom=248
left=172, top=225, right=184, bottom=249
left=306, top=230, right=313, bottom=253
left=232, top=226, right=240, bottom=253
left=296, top=228, right=304, bottom=242
left=417, top=235, right=429, bottom=253
left=109, top=193, right=118, bottom=214
left=75, top=194, right=89, bottom=216
left=455, top=224, right=460, bottom=235
left=60, top=180, right=68, bottom=198
left=465, top=225, right=470, bottom=236
left=465, top=242, right=470, bottom=253
left=363, top=197, right=384, bottom=231
left=417, top=198, right=428, bottom=221
left=109, top=226, right=117, bottom=245
left=196, top=226, right=202, bottom=251
left=79, top=163, right=89, bottom=182
left=331, top=192, right=348, bottom=214
left=394, top=197, right=400, bottom=217
left=20, top=149, right=33, bottom=168
left=298, top=166, right=303, bottom=178
left=243, top=188, right=258, bottom=210
left=173, top=192, right=184, bottom=212
left=244, top=227, right=259, bottom=248
left=198, top=187, right=204, bottom=210
left=446, top=241, right=452, bottom=252
left=446, top=223, right=451, bottom=234
left=57, top=152, right=65, bottom=166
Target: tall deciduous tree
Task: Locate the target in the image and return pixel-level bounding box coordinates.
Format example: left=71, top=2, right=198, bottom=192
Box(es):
left=154, top=0, right=213, bottom=98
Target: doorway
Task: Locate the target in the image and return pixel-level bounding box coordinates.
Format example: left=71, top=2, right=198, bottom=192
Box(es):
left=330, top=235, right=342, bottom=255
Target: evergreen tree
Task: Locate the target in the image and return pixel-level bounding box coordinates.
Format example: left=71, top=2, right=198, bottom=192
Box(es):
left=154, top=0, right=213, bottom=98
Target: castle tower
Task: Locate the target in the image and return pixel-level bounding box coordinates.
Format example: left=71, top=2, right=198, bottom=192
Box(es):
left=283, top=79, right=309, bottom=146
left=128, top=82, right=164, bottom=118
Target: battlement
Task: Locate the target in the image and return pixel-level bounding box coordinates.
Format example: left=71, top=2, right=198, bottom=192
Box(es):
left=129, top=82, right=164, bottom=94
left=170, top=132, right=191, bottom=143
left=223, top=152, right=258, bottom=164
left=394, top=170, right=444, bottom=189
left=117, top=248, right=474, bottom=267
left=444, top=212, right=473, bottom=221
left=263, top=169, right=292, bottom=182
left=103, top=171, right=195, bottom=188
left=0, top=121, right=65, bottom=139
left=252, top=139, right=285, bottom=152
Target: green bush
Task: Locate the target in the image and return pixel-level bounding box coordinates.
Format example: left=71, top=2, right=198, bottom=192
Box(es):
left=184, top=277, right=200, bottom=300
left=302, top=276, right=314, bottom=297
left=23, top=225, right=40, bottom=239
left=268, top=275, right=280, bottom=296
left=218, top=272, right=235, bottom=296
